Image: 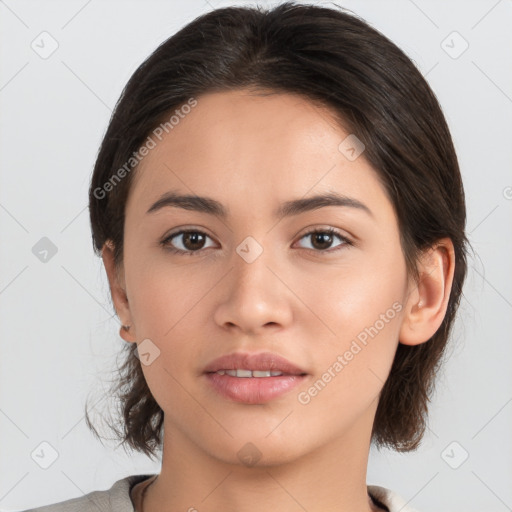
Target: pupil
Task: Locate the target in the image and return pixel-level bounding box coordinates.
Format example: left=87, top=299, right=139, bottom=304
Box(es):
left=314, top=232, right=332, bottom=249
left=185, top=232, right=204, bottom=249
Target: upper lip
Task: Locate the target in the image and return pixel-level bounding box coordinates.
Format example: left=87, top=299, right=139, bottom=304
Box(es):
left=203, top=351, right=307, bottom=375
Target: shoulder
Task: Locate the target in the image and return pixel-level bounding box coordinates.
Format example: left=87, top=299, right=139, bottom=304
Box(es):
left=17, top=477, right=419, bottom=512
left=368, top=485, right=423, bottom=512
left=16, top=474, right=156, bottom=512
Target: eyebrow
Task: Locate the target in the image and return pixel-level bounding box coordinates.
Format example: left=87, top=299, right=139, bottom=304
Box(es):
left=146, top=190, right=374, bottom=219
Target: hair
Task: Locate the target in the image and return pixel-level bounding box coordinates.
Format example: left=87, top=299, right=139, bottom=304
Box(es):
left=85, top=1, right=471, bottom=460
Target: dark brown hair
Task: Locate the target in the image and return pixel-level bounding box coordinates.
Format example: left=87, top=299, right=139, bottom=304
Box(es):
left=85, top=1, right=471, bottom=459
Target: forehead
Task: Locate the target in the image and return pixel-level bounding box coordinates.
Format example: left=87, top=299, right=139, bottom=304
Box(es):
left=127, top=89, right=392, bottom=222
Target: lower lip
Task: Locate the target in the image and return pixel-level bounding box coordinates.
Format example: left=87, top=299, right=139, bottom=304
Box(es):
left=204, top=372, right=306, bottom=404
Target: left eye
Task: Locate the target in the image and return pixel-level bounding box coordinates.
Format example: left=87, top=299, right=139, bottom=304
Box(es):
left=161, top=227, right=352, bottom=256
left=296, top=228, right=352, bottom=252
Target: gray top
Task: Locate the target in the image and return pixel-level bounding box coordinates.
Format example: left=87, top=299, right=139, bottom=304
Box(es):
left=18, top=474, right=421, bottom=512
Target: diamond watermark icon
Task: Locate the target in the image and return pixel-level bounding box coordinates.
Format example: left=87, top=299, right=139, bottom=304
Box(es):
left=31, top=31, right=59, bottom=59
left=31, top=441, right=59, bottom=469
left=236, top=236, right=263, bottom=264
left=338, top=134, right=365, bottom=161
left=441, top=31, right=469, bottom=59
left=135, top=338, right=161, bottom=366
left=32, top=237, right=58, bottom=263
left=441, top=441, right=469, bottom=469
left=237, top=442, right=262, bottom=467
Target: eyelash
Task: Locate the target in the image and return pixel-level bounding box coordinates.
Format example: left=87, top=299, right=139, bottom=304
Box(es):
left=160, top=227, right=353, bottom=257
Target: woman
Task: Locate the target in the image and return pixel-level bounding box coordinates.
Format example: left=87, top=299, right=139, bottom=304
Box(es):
left=23, top=2, right=469, bottom=511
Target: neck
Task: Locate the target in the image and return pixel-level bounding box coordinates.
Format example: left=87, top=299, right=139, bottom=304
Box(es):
left=143, top=404, right=382, bottom=512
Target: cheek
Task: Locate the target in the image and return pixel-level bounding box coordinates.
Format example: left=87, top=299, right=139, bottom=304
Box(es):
left=294, top=274, right=403, bottom=434
left=306, top=257, right=405, bottom=340
left=125, top=252, right=213, bottom=338
left=299, top=253, right=406, bottom=390
left=124, top=257, right=211, bottom=389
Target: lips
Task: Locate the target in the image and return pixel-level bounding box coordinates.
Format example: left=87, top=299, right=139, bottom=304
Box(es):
left=203, top=351, right=307, bottom=376
left=203, top=351, right=308, bottom=404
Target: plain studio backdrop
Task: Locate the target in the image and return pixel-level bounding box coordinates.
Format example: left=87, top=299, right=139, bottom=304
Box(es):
left=0, top=0, right=511, bottom=511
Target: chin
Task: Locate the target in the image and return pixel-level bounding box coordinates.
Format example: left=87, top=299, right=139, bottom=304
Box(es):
left=204, top=434, right=313, bottom=469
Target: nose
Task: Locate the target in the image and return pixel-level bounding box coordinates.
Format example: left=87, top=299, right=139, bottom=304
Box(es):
left=212, top=241, right=294, bottom=335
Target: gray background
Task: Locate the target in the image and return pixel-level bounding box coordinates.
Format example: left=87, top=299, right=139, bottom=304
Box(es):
left=1, top=0, right=511, bottom=511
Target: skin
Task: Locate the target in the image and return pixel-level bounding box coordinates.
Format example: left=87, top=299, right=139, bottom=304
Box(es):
left=102, top=89, right=455, bottom=512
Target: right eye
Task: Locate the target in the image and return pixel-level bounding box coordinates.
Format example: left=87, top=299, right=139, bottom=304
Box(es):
left=160, top=229, right=217, bottom=256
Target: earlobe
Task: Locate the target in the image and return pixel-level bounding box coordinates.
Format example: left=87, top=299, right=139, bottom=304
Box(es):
left=101, top=240, right=136, bottom=343
left=399, top=238, right=455, bottom=347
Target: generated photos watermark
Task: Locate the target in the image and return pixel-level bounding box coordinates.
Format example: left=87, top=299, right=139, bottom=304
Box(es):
left=93, top=97, right=198, bottom=200
left=297, top=300, right=402, bottom=405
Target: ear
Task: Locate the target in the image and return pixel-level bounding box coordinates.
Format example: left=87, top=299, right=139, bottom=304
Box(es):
left=101, top=240, right=136, bottom=343
left=399, top=237, right=456, bottom=346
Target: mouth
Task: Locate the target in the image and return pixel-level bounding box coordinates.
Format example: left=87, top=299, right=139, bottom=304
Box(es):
left=208, top=369, right=306, bottom=377
left=203, top=351, right=308, bottom=404
left=203, top=351, right=307, bottom=375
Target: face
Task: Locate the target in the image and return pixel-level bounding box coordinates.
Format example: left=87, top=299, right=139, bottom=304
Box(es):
left=108, top=89, right=414, bottom=466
